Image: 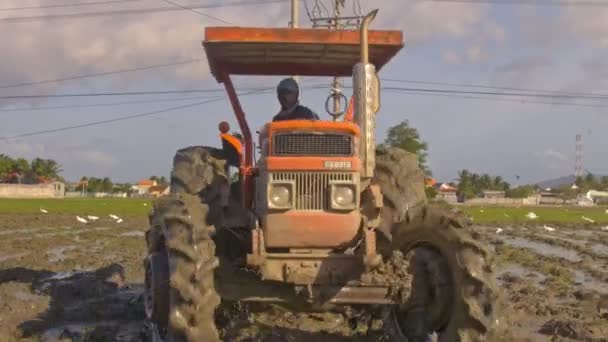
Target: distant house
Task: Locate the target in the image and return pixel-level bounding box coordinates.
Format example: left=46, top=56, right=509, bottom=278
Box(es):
left=435, top=182, right=458, bottom=203
left=148, top=184, right=170, bottom=198
left=131, top=179, right=157, bottom=195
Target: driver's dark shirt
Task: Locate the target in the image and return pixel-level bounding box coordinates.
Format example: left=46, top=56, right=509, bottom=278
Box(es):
left=272, top=105, right=319, bottom=122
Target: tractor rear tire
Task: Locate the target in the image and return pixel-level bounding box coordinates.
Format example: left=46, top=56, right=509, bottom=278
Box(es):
left=144, top=146, right=229, bottom=342
left=386, top=205, right=497, bottom=342
left=374, top=146, right=427, bottom=242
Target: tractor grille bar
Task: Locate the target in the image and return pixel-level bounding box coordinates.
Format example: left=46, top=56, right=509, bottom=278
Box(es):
left=272, top=133, right=353, bottom=156
left=272, top=172, right=353, bottom=211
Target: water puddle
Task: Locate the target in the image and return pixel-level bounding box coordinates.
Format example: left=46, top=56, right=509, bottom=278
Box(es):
left=46, top=245, right=77, bottom=263
left=573, top=270, right=608, bottom=294
left=497, top=236, right=582, bottom=262
left=535, top=233, right=587, bottom=248
left=0, top=252, right=30, bottom=262
left=0, top=227, right=49, bottom=235
left=120, top=231, right=144, bottom=237
left=497, top=263, right=547, bottom=286
left=590, top=244, right=608, bottom=257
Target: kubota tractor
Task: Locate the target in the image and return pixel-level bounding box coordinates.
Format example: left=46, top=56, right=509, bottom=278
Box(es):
left=144, top=9, right=498, bottom=342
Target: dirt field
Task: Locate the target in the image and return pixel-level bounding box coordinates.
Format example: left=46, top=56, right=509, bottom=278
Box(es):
left=1, top=209, right=607, bottom=341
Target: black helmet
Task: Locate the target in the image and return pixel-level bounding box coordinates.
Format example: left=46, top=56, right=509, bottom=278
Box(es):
left=277, top=77, right=299, bottom=94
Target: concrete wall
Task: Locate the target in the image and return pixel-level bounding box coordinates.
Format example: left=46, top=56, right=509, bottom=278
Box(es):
left=464, top=196, right=540, bottom=206
left=0, top=182, right=65, bottom=199
left=65, top=191, right=128, bottom=198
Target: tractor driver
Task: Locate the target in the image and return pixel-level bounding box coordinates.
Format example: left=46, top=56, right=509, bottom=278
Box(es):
left=272, top=78, right=320, bottom=122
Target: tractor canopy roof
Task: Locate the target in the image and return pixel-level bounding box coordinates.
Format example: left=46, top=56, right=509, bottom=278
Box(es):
left=202, top=26, right=404, bottom=82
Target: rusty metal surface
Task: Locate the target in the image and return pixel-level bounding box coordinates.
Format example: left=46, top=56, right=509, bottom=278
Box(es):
left=263, top=211, right=360, bottom=248
left=259, top=252, right=364, bottom=285
left=221, top=74, right=254, bottom=209
left=203, top=27, right=404, bottom=80
left=217, top=259, right=396, bottom=305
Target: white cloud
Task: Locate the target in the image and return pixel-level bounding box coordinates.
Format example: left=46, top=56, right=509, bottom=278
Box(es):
left=0, top=0, right=495, bottom=103
left=466, top=45, right=483, bottom=63
left=542, top=149, right=570, bottom=164
left=442, top=50, right=462, bottom=65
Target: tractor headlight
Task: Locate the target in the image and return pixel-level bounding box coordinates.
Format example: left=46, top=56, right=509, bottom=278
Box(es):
left=268, top=183, right=293, bottom=209
left=330, top=183, right=357, bottom=210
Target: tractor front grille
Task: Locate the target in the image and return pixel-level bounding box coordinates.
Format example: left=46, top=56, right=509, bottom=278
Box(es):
left=272, top=133, right=353, bottom=156
left=272, top=172, right=353, bottom=211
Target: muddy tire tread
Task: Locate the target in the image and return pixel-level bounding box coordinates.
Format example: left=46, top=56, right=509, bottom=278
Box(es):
left=150, top=146, right=228, bottom=342
left=393, top=205, right=497, bottom=342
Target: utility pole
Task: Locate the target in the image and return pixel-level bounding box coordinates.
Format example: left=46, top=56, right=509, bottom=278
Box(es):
left=291, top=0, right=299, bottom=84
left=332, top=0, right=343, bottom=114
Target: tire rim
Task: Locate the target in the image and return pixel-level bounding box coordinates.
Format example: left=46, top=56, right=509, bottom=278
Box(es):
left=391, top=245, right=454, bottom=339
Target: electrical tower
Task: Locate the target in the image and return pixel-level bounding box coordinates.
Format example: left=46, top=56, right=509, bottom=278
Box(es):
left=575, top=133, right=583, bottom=178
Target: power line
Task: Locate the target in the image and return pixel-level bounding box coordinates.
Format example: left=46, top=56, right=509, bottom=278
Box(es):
left=4, top=83, right=608, bottom=103
left=0, top=83, right=329, bottom=99
left=0, top=100, right=217, bottom=141
left=0, top=0, right=289, bottom=23
left=0, top=89, right=227, bottom=100
left=0, top=0, right=141, bottom=12
left=0, top=88, right=272, bottom=141
left=3, top=83, right=608, bottom=141
left=0, top=95, right=219, bottom=113
left=428, top=0, right=608, bottom=6
left=0, top=59, right=205, bottom=89
left=160, top=0, right=232, bottom=24
left=382, top=88, right=608, bottom=109
left=379, top=85, right=608, bottom=100
left=381, top=78, right=608, bottom=99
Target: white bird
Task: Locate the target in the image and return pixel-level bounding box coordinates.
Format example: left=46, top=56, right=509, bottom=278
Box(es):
left=116, top=218, right=123, bottom=224
left=109, top=214, right=119, bottom=220
left=526, top=212, right=538, bottom=220
left=543, top=225, right=556, bottom=232
left=605, top=209, right=608, bottom=214
left=76, top=216, right=88, bottom=223
left=496, top=228, right=503, bottom=234
left=40, top=208, right=48, bottom=214
left=87, top=215, right=99, bottom=221
left=143, top=203, right=148, bottom=206
left=480, top=209, right=485, bottom=213
left=582, top=216, right=595, bottom=223
left=602, top=226, right=608, bottom=232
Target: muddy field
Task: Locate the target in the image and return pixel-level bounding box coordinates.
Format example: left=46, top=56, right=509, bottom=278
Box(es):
left=1, top=212, right=607, bottom=341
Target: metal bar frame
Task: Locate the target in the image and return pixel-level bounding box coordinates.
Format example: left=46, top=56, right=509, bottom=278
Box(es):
left=221, top=72, right=254, bottom=209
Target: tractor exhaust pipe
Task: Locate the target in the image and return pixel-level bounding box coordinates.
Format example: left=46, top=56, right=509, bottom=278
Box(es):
left=360, top=9, right=378, bottom=64
left=353, top=9, right=380, bottom=179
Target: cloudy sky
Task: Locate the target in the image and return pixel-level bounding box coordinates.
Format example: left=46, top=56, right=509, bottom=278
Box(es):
left=0, top=0, right=606, bottom=185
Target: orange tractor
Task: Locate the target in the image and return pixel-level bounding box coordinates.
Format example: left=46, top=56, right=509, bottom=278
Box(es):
left=144, top=9, right=497, bottom=342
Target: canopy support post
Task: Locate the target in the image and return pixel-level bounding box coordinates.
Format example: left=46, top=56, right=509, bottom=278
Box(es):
left=221, top=72, right=254, bottom=209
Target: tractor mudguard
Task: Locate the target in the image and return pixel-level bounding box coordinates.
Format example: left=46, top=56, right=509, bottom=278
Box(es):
left=220, top=133, right=242, bottom=168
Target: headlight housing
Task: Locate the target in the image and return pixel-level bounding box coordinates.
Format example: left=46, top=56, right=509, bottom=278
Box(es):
left=268, top=182, right=293, bottom=209
left=330, top=182, right=358, bottom=210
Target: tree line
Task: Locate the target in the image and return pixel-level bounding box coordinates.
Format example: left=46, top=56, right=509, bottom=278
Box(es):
left=75, top=175, right=168, bottom=194
left=0, top=154, right=63, bottom=184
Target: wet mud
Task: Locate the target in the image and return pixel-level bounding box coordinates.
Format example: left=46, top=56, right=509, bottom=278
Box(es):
left=1, top=213, right=608, bottom=341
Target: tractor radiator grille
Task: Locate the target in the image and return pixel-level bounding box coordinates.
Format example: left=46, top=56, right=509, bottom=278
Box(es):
left=272, top=172, right=353, bottom=211
left=272, top=133, right=353, bottom=156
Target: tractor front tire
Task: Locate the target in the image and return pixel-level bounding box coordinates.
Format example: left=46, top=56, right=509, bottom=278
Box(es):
left=386, top=205, right=497, bottom=342
left=144, top=146, right=229, bottom=342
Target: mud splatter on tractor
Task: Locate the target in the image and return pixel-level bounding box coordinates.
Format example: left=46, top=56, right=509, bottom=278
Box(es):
left=143, top=9, right=498, bottom=342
